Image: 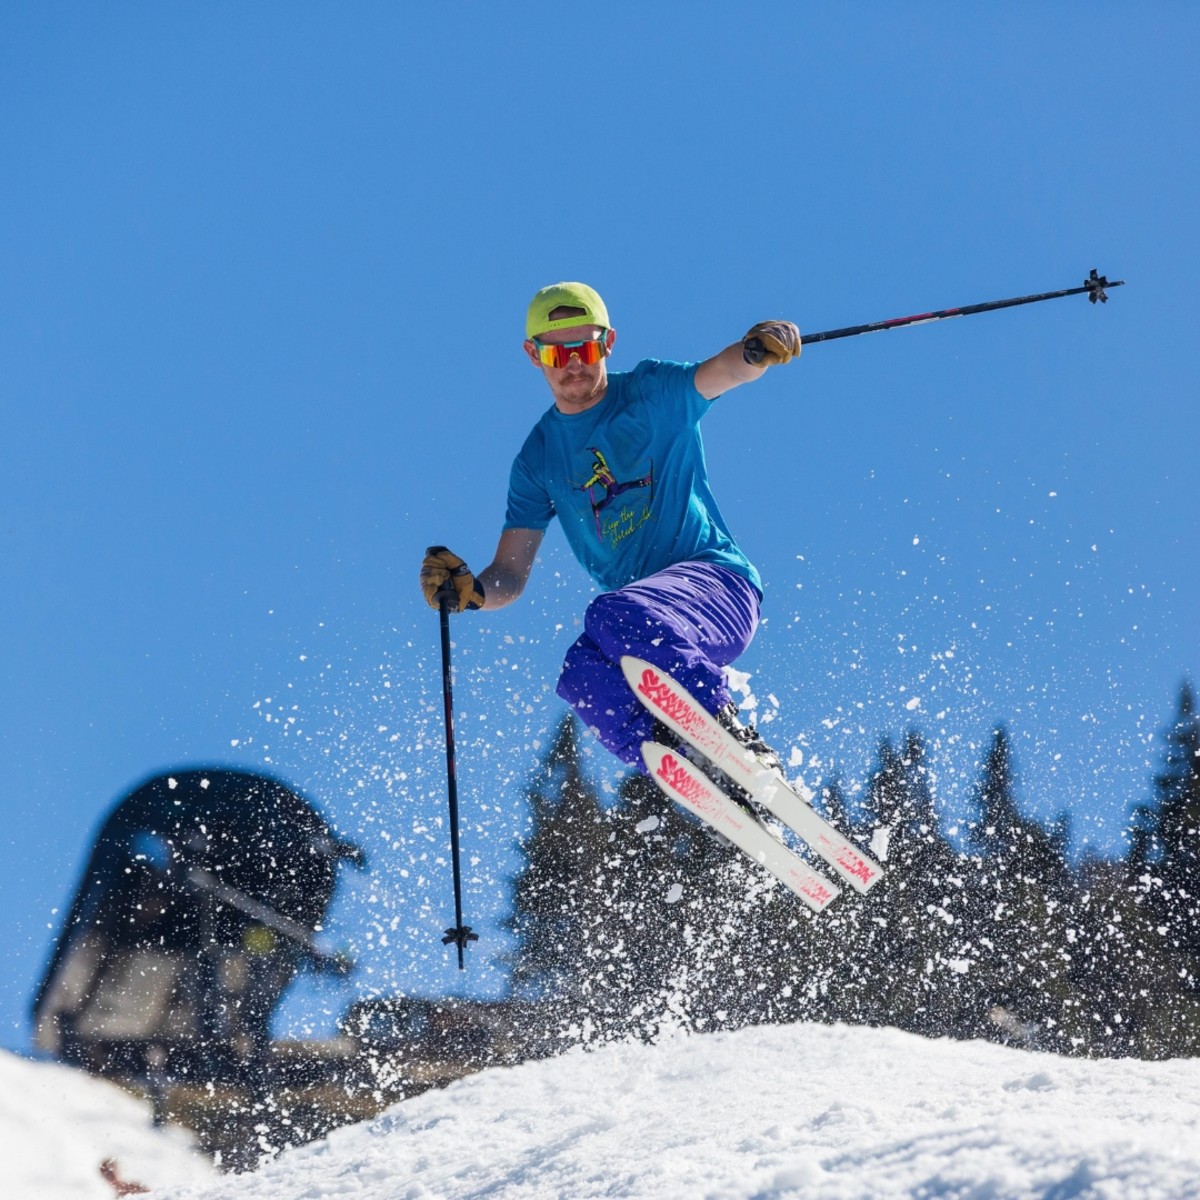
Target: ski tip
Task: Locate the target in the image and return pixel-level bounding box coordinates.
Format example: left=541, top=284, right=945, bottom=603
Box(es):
left=620, top=654, right=652, bottom=687
left=640, top=739, right=668, bottom=768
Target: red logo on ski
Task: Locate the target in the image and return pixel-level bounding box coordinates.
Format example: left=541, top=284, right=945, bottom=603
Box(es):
left=656, top=752, right=723, bottom=821
left=795, top=874, right=836, bottom=907
left=836, top=851, right=878, bottom=886
left=637, top=667, right=725, bottom=758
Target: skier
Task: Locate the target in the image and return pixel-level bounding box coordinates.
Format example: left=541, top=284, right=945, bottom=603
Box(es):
left=420, top=281, right=801, bottom=779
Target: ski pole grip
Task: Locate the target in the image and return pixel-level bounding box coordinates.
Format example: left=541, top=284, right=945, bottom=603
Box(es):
left=426, top=545, right=458, bottom=614
left=742, top=336, right=766, bottom=365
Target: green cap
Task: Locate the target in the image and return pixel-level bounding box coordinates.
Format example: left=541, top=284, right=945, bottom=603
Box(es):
left=525, top=282, right=610, bottom=339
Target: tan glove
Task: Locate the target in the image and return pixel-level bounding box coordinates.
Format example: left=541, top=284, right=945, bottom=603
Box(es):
left=420, top=546, right=485, bottom=612
left=742, top=320, right=802, bottom=366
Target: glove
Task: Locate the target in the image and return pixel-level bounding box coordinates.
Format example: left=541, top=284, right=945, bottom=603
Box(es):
left=420, top=546, right=486, bottom=612
left=742, top=320, right=802, bottom=366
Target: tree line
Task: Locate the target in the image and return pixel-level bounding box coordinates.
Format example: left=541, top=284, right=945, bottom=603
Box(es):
left=504, top=682, right=1200, bottom=1059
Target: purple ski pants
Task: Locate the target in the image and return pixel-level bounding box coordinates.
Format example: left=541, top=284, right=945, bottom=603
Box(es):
left=555, top=561, right=761, bottom=769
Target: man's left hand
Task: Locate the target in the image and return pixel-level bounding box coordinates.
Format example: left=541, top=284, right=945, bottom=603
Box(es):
left=742, top=321, right=802, bottom=366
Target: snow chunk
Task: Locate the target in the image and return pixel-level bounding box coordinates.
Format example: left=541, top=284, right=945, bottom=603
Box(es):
left=723, top=665, right=753, bottom=698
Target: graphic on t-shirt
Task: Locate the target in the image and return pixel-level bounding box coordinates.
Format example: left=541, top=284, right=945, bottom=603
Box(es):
left=579, top=447, right=655, bottom=547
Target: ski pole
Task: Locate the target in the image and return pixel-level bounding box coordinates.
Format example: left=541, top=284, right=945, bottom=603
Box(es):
left=430, top=554, right=478, bottom=969
left=743, top=268, right=1124, bottom=360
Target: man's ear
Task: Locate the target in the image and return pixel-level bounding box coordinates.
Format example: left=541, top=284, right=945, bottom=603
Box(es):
left=604, top=328, right=616, bottom=355
left=522, top=339, right=542, bottom=367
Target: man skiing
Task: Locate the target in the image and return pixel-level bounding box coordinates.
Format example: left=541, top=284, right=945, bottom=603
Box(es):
left=420, top=281, right=801, bottom=778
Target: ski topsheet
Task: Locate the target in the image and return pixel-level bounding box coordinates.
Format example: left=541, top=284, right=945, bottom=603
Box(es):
left=640, top=742, right=839, bottom=914
left=622, top=655, right=884, bottom=894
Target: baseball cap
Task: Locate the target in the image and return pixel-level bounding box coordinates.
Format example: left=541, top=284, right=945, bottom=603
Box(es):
left=525, top=282, right=610, bottom=339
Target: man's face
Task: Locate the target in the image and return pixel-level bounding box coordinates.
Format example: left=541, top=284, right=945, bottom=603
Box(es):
left=523, top=324, right=617, bottom=414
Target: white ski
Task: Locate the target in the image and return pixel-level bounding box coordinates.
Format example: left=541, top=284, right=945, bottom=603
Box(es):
left=640, top=741, right=840, bottom=914
left=622, top=655, right=884, bottom=894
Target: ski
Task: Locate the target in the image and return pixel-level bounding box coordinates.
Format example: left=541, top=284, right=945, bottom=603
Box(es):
left=622, top=656, right=884, bottom=894
left=640, top=741, right=840, bottom=913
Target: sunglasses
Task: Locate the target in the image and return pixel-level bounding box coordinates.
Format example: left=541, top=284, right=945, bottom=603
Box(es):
left=530, top=332, right=609, bottom=369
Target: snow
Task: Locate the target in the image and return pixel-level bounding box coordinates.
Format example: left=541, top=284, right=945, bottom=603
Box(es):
left=159, top=1022, right=1200, bottom=1200
left=9, top=1021, right=1200, bottom=1199
left=0, top=1049, right=212, bottom=1198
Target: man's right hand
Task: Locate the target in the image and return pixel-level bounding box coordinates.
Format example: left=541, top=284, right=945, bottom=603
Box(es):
left=420, top=547, right=486, bottom=612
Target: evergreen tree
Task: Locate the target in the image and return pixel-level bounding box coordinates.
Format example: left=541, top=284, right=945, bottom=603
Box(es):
left=826, top=732, right=977, bottom=1038
left=1120, top=682, right=1200, bottom=1055
left=507, top=716, right=763, bottom=1044
left=1136, top=684, right=1200, bottom=948
left=1066, top=852, right=1200, bottom=1058
left=963, top=727, right=1080, bottom=1048
left=595, top=770, right=815, bottom=1039
left=505, top=715, right=613, bottom=1026
left=820, top=737, right=908, bottom=1026
left=561, top=769, right=713, bottom=1040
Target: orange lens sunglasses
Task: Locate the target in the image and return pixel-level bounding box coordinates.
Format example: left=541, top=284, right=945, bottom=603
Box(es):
left=531, top=333, right=609, bottom=369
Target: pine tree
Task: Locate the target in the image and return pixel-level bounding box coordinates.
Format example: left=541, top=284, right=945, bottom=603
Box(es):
left=823, top=732, right=977, bottom=1039
left=1120, top=682, right=1200, bottom=1055
left=505, top=715, right=613, bottom=1030
left=963, top=727, right=1080, bottom=1049
left=820, top=737, right=907, bottom=1026
left=1142, top=684, right=1200, bottom=944
left=1065, top=852, right=1200, bottom=1058
left=558, top=769, right=706, bottom=1041
left=592, top=770, right=812, bottom=1039
left=506, top=716, right=758, bottom=1044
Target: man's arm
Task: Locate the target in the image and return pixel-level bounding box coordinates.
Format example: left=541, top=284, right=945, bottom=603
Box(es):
left=693, top=321, right=803, bottom=400
left=477, top=527, right=543, bottom=609
left=694, top=343, right=767, bottom=400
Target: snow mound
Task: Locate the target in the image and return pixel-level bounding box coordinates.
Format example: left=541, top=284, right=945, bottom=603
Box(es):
left=1, top=1049, right=212, bottom=1198
left=164, top=1022, right=1200, bottom=1199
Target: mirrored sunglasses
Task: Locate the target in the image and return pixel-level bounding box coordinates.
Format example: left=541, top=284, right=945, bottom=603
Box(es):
left=531, top=333, right=609, bottom=369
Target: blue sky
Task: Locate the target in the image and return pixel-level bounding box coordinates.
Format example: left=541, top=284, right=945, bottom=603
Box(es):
left=2, top=5, right=1196, bottom=1050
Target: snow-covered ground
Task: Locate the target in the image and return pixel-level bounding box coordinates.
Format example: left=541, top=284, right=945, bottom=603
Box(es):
left=156, top=1022, right=1200, bottom=1200
left=1, top=1048, right=212, bottom=1198
left=9, top=1023, right=1199, bottom=1199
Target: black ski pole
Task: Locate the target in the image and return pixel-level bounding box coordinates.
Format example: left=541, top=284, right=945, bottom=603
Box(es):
left=744, top=268, right=1124, bottom=360
left=430, top=555, right=478, bottom=969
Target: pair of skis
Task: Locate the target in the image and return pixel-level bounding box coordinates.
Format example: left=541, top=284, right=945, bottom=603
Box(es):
left=621, top=656, right=884, bottom=914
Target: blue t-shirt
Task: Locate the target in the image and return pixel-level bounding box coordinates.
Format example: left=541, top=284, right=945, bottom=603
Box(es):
left=504, top=359, right=761, bottom=594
